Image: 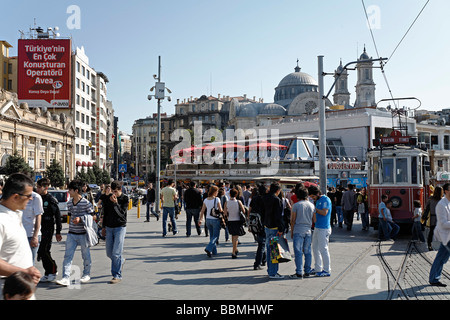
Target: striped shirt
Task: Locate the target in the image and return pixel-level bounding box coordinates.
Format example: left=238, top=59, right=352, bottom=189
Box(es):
left=67, top=198, right=94, bottom=234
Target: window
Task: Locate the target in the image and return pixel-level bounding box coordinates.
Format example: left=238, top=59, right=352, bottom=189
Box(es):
left=418, top=132, right=431, bottom=149
left=396, top=158, right=408, bottom=183
left=372, top=157, right=380, bottom=184
left=382, top=159, right=394, bottom=183
left=444, top=136, right=450, bottom=150
left=411, top=156, right=418, bottom=184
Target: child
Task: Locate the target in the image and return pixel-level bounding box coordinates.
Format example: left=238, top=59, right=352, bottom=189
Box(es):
left=412, top=200, right=425, bottom=242
left=2, top=271, right=36, bottom=300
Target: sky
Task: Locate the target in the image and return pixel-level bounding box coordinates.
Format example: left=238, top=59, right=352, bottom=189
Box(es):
left=1, top=0, right=447, bottom=134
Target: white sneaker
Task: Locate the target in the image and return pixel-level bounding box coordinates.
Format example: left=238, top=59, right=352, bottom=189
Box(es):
left=80, top=275, right=91, bottom=283
left=40, top=274, right=57, bottom=283
left=269, top=273, right=285, bottom=279
left=56, top=277, right=70, bottom=286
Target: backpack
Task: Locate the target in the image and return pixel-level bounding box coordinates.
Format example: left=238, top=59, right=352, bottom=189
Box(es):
left=248, top=212, right=263, bottom=235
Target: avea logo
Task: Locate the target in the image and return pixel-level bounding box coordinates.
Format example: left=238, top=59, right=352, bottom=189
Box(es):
left=53, top=81, right=64, bottom=89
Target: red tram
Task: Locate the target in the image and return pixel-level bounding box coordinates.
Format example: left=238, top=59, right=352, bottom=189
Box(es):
left=367, top=132, right=432, bottom=229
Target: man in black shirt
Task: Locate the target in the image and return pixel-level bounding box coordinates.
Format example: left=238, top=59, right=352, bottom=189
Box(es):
left=36, top=178, right=62, bottom=283
left=101, top=180, right=129, bottom=284
left=263, top=182, right=284, bottom=279
left=184, top=181, right=203, bottom=236
left=145, top=183, right=158, bottom=222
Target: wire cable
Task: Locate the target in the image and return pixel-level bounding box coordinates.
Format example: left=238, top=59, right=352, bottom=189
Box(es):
left=388, top=0, right=430, bottom=63
left=361, top=0, right=397, bottom=108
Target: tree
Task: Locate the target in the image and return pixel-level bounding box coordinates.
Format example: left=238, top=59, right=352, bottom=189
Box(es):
left=92, top=164, right=103, bottom=185
left=45, top=159, right=65, bottom=188
left=5, top=152, right=34, bottom=177
left=101, top=169, right=111, bottom=184
left=86, top=167, right=96, bottom=184
left=75, top=167, right=88, bottom=182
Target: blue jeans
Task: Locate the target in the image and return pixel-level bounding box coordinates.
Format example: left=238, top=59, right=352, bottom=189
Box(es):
left=146, top=202, right=157, bottom=220
left=293, top=229, right=312, bottom=275
left=28, top=235, right=41, bottom=266
left=361, top=210, right=370, bottom=229
left=105, top=226, right=126, bottom=279
left=205, top=218, right=221, bottom=255
left=379, top=219, right=400, bottom=240
left=162, top=207, right=177, bottom=236
left=253, top=232, right=266, bottom=268
left=62, top=233, right=91, bottom=279
left=265, top=227, right=280, bottom=277
left=335, top=206, right=343, bottom=224
left=429, top=241, right=450, bottom=284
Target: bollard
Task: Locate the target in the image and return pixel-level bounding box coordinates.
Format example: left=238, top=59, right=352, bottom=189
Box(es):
left=128, top=199, right=132, bottom=210
left=137, top=199, right=141, bottom=218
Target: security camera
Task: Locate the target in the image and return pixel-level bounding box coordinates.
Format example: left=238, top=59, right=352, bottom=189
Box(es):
left=147, top=95, right=152, bottom=101
left=168, top=97, right=171, bottom=102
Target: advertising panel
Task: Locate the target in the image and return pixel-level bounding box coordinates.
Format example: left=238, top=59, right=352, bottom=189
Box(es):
left=18, top=39, right=72, bottom=109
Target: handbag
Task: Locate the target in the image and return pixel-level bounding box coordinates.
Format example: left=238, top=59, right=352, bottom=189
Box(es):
left=210, top=198, right=222, bottom=218
left=269, top=236, right=291, bottom=264
left=239, top=205, right=247, bottom=226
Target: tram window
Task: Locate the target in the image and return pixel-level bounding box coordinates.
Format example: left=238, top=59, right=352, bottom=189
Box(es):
left=372, top=157, right=380, bottom=184
left=411, top=156, right=418, bottom=184
left=396, top=158, right=408, bottom=183
left=382, top=159, right=394, bottom=183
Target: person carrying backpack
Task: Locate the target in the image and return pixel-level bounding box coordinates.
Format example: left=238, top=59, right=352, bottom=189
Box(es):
left=248, top=185, right=267, bottom=270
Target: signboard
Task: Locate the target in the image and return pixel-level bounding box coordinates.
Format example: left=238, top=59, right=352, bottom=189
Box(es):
left=118, top=164, right=127, bottom=173
left=327, top=162, right=362, bottom=170
left=436, top=172, right=450, bottom=181
left=18, top=39, right=72, bottom=109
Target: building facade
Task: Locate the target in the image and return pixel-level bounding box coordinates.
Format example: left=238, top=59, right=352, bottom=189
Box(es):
left=0, top=41, right=17, bottom=93
left=62, top=46, right=115, bottom=172
left=0, top=89, right=76, bottom=181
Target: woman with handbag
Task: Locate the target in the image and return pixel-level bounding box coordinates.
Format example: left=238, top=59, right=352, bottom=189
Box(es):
left=223, top=188, right=246, bottom=259
left=199, top=186, right=223, bottom=258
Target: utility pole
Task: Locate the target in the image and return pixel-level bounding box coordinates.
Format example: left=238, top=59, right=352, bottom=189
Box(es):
left=318, top=56, right=327, bottom=195
left=156, top=56, right=162, bottom=216
left=148, top=56, right=172, bottom=217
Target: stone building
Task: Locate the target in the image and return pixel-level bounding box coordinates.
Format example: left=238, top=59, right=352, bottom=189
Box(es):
left=0, top=89, right=75, bottom=182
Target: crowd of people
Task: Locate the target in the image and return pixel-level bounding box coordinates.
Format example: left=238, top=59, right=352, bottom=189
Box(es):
left=142, top=180, right=333, bottom=280
left=144, top=179, right=449, bottom=285
left=0, top=174, right=129, bottom=300
left=0, top=173, right=449, bottom=299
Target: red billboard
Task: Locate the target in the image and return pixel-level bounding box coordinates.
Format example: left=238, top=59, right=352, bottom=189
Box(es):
left=18, top=39, right=72, bottom=109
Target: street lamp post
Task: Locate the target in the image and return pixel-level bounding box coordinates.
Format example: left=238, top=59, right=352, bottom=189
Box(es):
left=148, top=56, right=172, bottom=216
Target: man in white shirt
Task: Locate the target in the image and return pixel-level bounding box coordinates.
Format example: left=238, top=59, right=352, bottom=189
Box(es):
left=429, top=183, right=450, bottom=287
left=22, top=191, right=43, bottom=265
left=0, top=174, right=41, bottom=292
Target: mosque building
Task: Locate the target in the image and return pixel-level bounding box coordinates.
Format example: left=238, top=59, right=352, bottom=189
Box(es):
left=228, top=48, right=376, bottom=130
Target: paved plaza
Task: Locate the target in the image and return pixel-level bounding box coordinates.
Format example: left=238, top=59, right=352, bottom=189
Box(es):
left=32, top=206, right=449, bottom=302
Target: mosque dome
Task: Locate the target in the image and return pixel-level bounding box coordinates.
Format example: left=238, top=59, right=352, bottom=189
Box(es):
left=260, top=103, right=286, bottom=116
left=274, top=62, right=319, bottom=107
left=238, top=104, right=258, bottom=118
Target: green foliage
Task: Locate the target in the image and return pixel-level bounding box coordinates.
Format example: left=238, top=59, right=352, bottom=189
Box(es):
left=5, top=152, right=34, bottom=177
left=45, top=159, right=65, bottom=188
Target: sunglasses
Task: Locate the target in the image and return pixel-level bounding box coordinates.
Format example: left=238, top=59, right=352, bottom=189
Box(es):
left=18, top=193, right=33, bottom=199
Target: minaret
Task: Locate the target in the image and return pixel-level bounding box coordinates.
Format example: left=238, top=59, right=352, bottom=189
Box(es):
left=333, top=59, right=350, bottom=106
left=354, top=47, right=376, bottom=108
